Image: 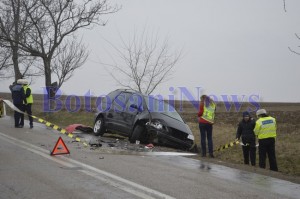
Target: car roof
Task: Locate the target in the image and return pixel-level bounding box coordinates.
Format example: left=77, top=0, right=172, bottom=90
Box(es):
left=113, top=89, right=167, bottom=103
left=115, top=89, right=145, bottom=96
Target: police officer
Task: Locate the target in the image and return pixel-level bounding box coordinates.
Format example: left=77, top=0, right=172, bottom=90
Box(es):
left=254, top=109, right=278, bottom=171
left=236, top=111, right=256, bottom=166
left=21, top=79, right=34, bottom=128
left=198, top=95, right=216, bottom=158
left=10, top=79, right=25, bottom=128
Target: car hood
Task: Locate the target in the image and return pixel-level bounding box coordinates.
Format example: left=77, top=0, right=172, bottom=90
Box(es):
left=149, top=112, right=193, bottom=135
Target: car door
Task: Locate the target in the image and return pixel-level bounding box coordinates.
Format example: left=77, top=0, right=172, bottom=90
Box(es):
left=122, top=93, right=145, bottom=133
left=108, top=92, right=131, bottom=134
left=100, top=90, right=120, bottom=130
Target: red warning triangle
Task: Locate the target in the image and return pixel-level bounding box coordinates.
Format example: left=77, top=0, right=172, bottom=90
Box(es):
left=50, top=137, right=70, bottom=156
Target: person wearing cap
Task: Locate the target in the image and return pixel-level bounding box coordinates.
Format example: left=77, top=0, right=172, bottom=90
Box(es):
left=10, top=79, right=26, bottom=128
left=236, top=111, right=256, bottom=166
left=254, top=109, right=278, bottom=171
left=198, top=95, right=216, bottom=158
left=21, top=79, right=34, bottom=128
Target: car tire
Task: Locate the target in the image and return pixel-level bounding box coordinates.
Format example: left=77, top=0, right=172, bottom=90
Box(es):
left=93, top=117, right=105, bottom=136
left=129, top=125, right=144, bottom=143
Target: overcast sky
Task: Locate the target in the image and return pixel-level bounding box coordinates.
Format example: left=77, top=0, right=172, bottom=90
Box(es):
left=1, top=0, right=300, bottom=102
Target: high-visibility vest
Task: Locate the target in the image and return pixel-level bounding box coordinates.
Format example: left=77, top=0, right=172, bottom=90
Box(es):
left=23, top=85, right=33, bottom=104
left=254, top=116, right=277, bottom=139
left=201, top=102, right=216, bottom=123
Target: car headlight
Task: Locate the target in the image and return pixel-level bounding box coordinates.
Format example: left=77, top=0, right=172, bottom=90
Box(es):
left=187, top=134, right=194, bottom=140
left=146, top=121, right=163, bottom=130
left=154, top=123, right=163, bottom=130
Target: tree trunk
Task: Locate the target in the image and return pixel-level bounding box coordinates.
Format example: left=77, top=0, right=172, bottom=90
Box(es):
left=12, top=45, right=22, bottom=81
left=12, top=0, right=22, bottom=81
left=43, top=58, right=55, bottom=112
left=43, top=58, right=52, bottom=88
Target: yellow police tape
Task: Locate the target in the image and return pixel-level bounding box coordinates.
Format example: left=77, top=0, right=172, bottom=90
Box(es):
left=214, top=139, right=240, bottom=152
left=2, top=99, right=252, bottom=152
left=2, top=99, right=88, bottom=147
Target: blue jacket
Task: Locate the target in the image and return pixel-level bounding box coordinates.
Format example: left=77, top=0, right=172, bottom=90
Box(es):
left=11, top=84, right=25, bottom=105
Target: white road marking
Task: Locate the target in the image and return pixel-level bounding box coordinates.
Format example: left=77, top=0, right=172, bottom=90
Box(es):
left=0, top=132, right=175, bottom=199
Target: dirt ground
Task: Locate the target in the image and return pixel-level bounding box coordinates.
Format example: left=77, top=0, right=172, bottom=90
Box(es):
left=182, top=101, right=300, bottom=184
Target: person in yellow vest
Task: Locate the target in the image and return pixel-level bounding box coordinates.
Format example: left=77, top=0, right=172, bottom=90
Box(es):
left=197, top=95, right=216, bottom=158
left=21, top=79, right=34, bottom=128
left=254, top=109, right=278, bottom=171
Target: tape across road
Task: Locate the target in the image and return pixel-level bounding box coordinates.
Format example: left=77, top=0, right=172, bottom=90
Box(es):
left=2, top=99, right=253, bottom=153
left=214, top=140, right=240, bottom=152
left=2, top=99, right=88, bottom=147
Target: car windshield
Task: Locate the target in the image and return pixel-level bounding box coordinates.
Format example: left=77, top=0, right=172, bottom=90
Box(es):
left=144, top=96, right=184, bottom=123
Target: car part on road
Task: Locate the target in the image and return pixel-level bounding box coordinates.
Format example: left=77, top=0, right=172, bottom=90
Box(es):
left=90, top=143, right=102, bottom=147
left=65, top=124, right=93, bottom=134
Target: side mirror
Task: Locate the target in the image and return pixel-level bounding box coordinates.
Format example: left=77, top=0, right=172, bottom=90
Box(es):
left=130, top=104, right=138, bottom=109
left=130, top=104, right=143, bottom=112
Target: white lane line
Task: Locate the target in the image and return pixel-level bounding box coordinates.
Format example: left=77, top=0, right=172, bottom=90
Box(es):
left=0, top=132, right=175, bottom=199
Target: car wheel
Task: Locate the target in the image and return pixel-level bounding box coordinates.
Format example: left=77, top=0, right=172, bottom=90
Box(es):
left=129, top=125, right=144, bottom=143
left=93, top=117, right=105, bottom=136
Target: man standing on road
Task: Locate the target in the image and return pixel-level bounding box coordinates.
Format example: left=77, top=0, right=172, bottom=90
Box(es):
left=10, top=80, right=25, bottom=128
left=21, top=79, right=34, bottom=128
left=198, top=95, right=216, bottom=158
left=254, top=109, right=278, bottom=171
left=236, top=111, right=256, bottom=166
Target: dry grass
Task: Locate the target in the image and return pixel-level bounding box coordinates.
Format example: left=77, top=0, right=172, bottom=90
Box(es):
left=1, top=92, right=300, bottom=177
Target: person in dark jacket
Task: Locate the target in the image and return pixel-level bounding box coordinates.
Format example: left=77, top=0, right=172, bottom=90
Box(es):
left=10, top=80, right=25, bottom=128
left=236, top=111, right=256, bottom=166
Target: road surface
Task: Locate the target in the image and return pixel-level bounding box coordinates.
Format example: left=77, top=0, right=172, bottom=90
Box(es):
left=0, top=116, right=299, bottom=199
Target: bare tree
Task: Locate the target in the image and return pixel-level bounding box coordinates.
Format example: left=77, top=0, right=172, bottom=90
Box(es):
left=105, top=29, right=182, bottom=95
left=283, top=0, right=287, bottom=12
left=1, top=0, right=119, bottom=96
left=283, top=2, right=300, bottom=55
left=288, top=33, right=300, bottom=55
left=0, top=0, right=33, bottom=81
left=0, top=46, right=13, bottom=78
left=52, top=38, right=88, bottom=89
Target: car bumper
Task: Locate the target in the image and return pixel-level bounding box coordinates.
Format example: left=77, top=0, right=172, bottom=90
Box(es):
left=146, top=126, right=195, bottom=150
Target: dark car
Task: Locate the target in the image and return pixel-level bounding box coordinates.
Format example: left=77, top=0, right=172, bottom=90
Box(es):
left=93, top=89, right=196, bottom=151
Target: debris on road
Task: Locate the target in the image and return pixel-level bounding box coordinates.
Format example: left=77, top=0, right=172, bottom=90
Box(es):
left=65, top=124, right=93, bottom=134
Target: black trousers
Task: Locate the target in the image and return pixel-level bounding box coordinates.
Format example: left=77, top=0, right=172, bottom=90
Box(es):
left=242, top=137, right=256, bottom=166
left=22, top=104, right=33, bottom=127
left=199, top=123, right=213, bottom=156
left=242, top=145, right=256, bottom=166
left=14, top=104, right=24, bottom=126
left=258, top=138, right=278, bottom=171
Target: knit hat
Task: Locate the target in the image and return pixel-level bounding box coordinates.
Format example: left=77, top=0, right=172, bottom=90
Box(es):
left=17, top=79, right=28, bottom=85
left=242, top=111, right=250, bottom=117
left=256, top=109, right=267, bottom=116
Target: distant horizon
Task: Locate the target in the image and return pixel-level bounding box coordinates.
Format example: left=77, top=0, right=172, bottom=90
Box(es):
left=1, top=91, right=300, bottom=104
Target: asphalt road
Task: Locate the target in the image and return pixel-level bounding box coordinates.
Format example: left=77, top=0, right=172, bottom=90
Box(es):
left=0, top=116, right=299, bottom=199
